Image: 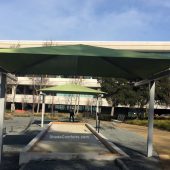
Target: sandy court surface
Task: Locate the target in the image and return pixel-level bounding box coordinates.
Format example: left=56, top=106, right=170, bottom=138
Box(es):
left=50, top=123, right=91, bottom=133
left=117, top=123, right=170, bottom=170
left=31, top=123, right=110, bottom=154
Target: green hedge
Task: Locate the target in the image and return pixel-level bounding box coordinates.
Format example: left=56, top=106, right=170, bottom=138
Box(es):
left=125, top=119, right=170, bottom=131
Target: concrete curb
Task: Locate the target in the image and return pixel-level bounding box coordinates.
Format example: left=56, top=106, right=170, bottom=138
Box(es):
left=85, top=123, right=129, bottom=157
left=115, top=158, right=129, bottom=170
left=19, top=122, right=52, bottom=165
left=112, top=119, right=123, bottom=123
left=23, top=122, right=52, bottom=152
left=19, top=163, right=27, bottom=170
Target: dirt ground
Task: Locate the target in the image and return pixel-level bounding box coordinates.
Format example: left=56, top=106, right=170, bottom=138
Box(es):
left=117, top=123, right=170, bottom=170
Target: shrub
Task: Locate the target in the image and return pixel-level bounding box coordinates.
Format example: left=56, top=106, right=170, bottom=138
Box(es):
left=125, top=119, right=170, bottom=131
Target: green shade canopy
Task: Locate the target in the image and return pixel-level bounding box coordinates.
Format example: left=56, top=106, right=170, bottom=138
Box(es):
left=40, top=84, right=105, bottom=95
left=0, top=44, right=170, bottom=79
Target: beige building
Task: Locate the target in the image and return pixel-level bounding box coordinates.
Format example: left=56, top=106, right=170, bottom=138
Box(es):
left=1, top=40, right=170, bottom=51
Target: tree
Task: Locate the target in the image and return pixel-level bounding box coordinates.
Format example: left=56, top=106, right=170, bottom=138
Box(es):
left=30, top=75, right=49, bottom=113
left=99, top=78, right=133, bottom=116
left=134, top=85, right=149, bottom=108
left=156, top=77, right=170, bottom=107
left=98, top=78, right=149, bottom=117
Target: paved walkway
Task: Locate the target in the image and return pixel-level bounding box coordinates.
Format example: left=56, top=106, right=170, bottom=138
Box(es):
left=22, top=159, right=120, bottom=170
left=22, top=122, right=120, bottom=170
left=3, top=118, right=105, bottom=170
left=88, top=120, right=162, bottom=170
left=2, top=117, right=163, bottom=170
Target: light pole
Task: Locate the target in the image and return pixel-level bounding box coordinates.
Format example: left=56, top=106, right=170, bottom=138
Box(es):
left=96, top=96, right=99, bottom=131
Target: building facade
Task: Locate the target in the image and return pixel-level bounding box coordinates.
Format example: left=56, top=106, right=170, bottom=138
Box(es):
left=6, top=76, right=109, bottom=111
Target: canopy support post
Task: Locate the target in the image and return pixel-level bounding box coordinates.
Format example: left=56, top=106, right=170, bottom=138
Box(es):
left=0, top=73, right=6, bottom=164
left=40, top=92, right=46, bottom=128
left=147, top=81, right=155, bottom=157
left=96, top=96, right=99, bottom=132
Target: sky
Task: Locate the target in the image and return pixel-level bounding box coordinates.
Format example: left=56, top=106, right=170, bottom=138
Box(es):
left=0, top=0, right=170, bottom=41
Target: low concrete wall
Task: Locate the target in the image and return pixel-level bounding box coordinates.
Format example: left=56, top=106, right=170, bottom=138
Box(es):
left=85, top=123, right=129, bottom=157
left=19, top=123, right=52, bottom=164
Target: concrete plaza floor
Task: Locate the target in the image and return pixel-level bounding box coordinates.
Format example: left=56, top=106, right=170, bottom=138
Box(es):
left=0, top=117, right=163, bottom=170
left=117, top=123, right=170, bottom=170
left=85, top=119, right=162, bottom=170
left=2, top=117, right=120, bottom=170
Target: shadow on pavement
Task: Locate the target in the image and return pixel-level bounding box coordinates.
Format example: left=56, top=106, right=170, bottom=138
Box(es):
left=21, top=159, right=120, bottom=170
left=4, top=135, right=35, bottom=145
left=113, top=142, right=162, bottom=170
left=0, top=153, right=19, bottom=170
left=32, top=120, right=52, bottom=126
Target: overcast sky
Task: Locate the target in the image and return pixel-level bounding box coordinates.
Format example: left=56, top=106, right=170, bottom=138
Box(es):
left=0, top=0, right=170, bottom=41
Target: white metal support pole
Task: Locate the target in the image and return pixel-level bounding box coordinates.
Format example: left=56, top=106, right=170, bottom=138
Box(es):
left=41, top=94, right=45, bottom=128
left=96, top=96, right=99, bottom=131
left=98, top=96, right=101, bottom=133
left=0, top=73, right=6, bottom=163
left=147, top=81, right=155, bottom=157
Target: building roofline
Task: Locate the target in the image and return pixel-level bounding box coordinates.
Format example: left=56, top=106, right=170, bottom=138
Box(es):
left=1, top=40, right=170, bottom=51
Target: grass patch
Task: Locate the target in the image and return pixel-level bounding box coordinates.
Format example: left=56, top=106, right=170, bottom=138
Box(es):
left=5, top=111, right=84, bottom=121
left=125, top=119, right=170, bottom=131
left=4, top=114, right=13, bottom=120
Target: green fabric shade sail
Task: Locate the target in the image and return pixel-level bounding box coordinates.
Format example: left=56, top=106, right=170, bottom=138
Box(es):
left=0, top=44, right=170, bottom=79
left=40, top=83, right=105, bottom=95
